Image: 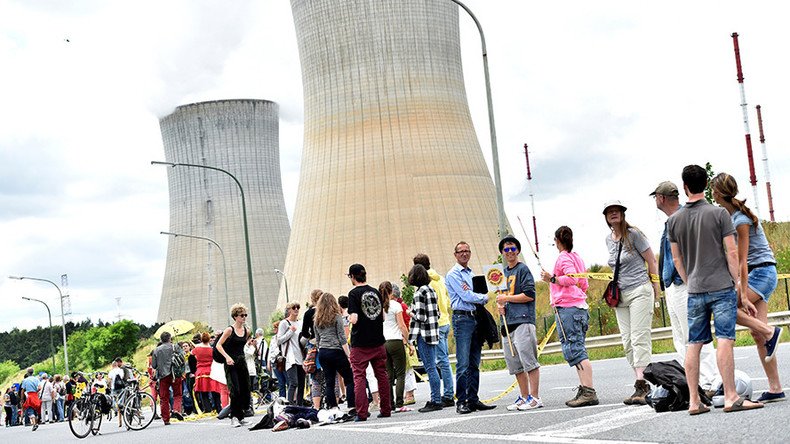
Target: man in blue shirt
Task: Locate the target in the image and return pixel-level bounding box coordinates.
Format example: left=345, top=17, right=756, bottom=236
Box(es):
left=652, top=181, right=719, bottom=393
left=446, top=241, right=495, bottom=414
left=20, top=368, right=40, bottom=431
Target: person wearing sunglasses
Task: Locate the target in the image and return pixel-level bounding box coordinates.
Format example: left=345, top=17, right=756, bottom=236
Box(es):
left=278, top=302, right=306, bottom=406
left=216, top=303, right=252, bottom=427
left=496, top=235, right=541, bottom=411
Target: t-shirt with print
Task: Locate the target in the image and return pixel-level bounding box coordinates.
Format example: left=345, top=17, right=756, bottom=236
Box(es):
left=667, top=199, right=736, bottom=294
left=731, top=211, right=775, bottom=266
left=383, top=301, right=404, bottom=341
left=606, top=227, right=651, bottom=292
left=503, top=261, right=536, bottom=328
left=348, top=284, right=385, bottom=348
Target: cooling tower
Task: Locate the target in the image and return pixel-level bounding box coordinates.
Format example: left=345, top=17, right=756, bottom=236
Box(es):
left=281, top=0, right=509, bottom=306
left=158, top=99, right=290, bottom=328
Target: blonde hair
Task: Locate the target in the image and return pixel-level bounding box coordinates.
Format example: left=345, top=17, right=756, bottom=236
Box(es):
left=314, top=293, right=341, bottom=329
left=310, top=289, right=323, bottom=305
left=712, top=172, right=758, bottom=225
left=230, top=303, right=248, bottom=319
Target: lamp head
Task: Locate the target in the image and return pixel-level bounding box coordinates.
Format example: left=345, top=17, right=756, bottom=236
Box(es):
left=8, top=276, right=24, bottom=280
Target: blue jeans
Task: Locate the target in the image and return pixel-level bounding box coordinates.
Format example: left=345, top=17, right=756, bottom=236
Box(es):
left=56, top=398, right=64, bottom=421
left=452, top=312, right=482, bottom=404
left=436, top=324, right=454, bottom=399
left=273, top=367, right=287, bottom=397
left=417, top=335, right=441, bottom=404
left=688, top=287, right=737, bottom=343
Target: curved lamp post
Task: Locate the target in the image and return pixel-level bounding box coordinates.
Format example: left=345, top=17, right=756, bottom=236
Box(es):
left=274, top=269, right=290, bottom=304
left=447, top=0, right=506, bottom=236
left=11, top=276, right=68, bottom=375
left=152, top=160, right=258, bottom=331
left=21, top=296, right=56, bottom=372
left=161, top=231, right=230, bottom=325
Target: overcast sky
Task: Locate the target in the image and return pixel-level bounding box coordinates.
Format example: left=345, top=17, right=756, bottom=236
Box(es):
left=1, top=0, right=788, bottom=332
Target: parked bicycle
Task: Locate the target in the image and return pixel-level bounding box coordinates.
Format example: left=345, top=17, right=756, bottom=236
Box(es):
left=68, top=372, right=112, bottom=438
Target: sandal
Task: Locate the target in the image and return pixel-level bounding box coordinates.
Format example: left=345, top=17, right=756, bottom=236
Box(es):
left=723, top=396, right=764, bottom=413
left=688, top=405, right=710, bottom=416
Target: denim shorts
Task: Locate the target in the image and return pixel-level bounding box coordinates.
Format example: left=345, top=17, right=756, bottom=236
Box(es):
left=687, top=287, right=737, bottom=343
left=555, top=307, right=589, bottom=367
left=748, top=265, right=777, bottom=302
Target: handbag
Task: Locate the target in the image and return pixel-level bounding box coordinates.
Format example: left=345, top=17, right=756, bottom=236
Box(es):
left=603, top=239, right=623, bottom=307
left=212, top=327, right=228, bottom=364
left=303, top=345, right=318, bottom=374
left=275, top=341, right=289, bottom=372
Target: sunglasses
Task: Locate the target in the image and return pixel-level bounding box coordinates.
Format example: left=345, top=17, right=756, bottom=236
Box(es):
left=503, top=247, right=518, bottom=253
left=238, top=314, right=248, bottom=318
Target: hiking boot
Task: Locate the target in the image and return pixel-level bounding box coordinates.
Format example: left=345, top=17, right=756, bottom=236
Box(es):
left=624, top=380, right=650, bottom=405
left=566, top=386, right=599, bottom=408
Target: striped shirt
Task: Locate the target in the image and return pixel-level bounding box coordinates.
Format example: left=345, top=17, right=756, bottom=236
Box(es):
left=408, top=285, right=440, bottom=345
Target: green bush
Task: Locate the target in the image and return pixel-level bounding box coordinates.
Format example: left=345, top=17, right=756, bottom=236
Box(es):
left=0, top=360, right=20, bottom=385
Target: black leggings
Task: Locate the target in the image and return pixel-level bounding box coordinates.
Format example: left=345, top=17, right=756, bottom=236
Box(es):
left=224, top=357, right=251, bottom=420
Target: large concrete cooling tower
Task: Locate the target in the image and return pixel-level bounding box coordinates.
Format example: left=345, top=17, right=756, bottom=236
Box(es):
left=158, top=99, right=290, bottom=328
left=281, top=0, right=509, bottom=306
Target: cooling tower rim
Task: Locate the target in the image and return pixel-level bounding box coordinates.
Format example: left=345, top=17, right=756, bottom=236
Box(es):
left=172, top=98, right=278, bottom=112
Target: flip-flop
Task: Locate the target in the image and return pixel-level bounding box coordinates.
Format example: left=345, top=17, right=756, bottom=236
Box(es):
left=723, top=396, right=764, bottom=413
left=688, top=405, right=710, bottom=416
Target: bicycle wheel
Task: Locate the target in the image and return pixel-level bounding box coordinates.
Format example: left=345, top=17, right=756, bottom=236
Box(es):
left=123, top=391, right=156, bottom=431
left=68, top=398, right=93, bottom=439
left=91, top=400, right=102, bottom=435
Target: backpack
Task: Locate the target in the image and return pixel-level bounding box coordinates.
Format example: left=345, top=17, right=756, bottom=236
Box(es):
left=171, top=344, right=185, bottom=378
left=643, top=360, right=710, bottom=412
left=303, top=345, right=317, bottom=374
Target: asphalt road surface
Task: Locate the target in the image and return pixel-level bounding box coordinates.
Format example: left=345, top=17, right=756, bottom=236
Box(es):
left=4, top=342, right=789, bottom=443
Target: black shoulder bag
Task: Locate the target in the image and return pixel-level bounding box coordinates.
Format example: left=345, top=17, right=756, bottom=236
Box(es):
left=603, top=240, right=623, bottom=307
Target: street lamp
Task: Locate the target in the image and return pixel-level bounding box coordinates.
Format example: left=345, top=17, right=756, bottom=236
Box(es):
left=10, top=276, right=68, bottom=375
left=161, top=231, right=230, bottom=325
left=274, top=269, right=289, bottom=304
left=448, top=0, right=506, bottom=236
left=152, top=160, right=258, bottom=330
left=20, top=296, right=56, bottom=372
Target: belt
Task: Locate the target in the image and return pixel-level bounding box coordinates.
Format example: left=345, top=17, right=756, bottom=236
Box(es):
left=748, top=262, right=776, bottom=272
left=453, top=310, right=476, bottom=317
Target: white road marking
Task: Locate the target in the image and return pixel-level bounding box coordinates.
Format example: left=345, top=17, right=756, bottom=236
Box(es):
left=551, top=386, right=579, bottom=390
left=532, top=406, right=667, bottom=438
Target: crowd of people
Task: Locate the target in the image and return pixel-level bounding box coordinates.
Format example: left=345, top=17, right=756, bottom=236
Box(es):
left=3, top=165, right=785, bottom=431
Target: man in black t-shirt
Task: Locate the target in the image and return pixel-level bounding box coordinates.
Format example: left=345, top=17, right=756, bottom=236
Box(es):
left=347, top=263, right=391, bottom=421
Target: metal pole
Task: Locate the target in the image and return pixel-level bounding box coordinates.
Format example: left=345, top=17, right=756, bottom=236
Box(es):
left=161, top=231, right=230, bottom=325
left=598, top=308, right=603, bottom=336
left=22, top=296, right=56, bottom=372
left=524, top=144, right=539, bottom=252
left=755, top=105, right=775, bottom=221
left=274, top=269, right=290, bottom=303
left=10, top=276, right=68, bottom=375
left=660, top=297, right=667, bottom=327
left=152, top=161, right=258, bottom=331
left=785, top=278, right=789, bottom=311
left=448, top=0, right=506, bottom=237
left=730, top=32, right=760, bottom=217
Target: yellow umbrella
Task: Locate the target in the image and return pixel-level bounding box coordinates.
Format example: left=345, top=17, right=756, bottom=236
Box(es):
left=154, top=320, right=195, bottom=339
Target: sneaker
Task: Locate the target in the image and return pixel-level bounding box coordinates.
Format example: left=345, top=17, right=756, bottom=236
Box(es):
left=418, top=402, right=443, bottom=413
left=765, top=326, right=781, bottom=363
left=506, top=396, right=527, bottom=411
left=31, top=423, right=38, bottom=432
left=230, top=418, right=241, bottom=428
left=441, top=397, right=456, bottom=408
left=171, top=411, right=184, bottom=421
left=521, top=396, right=543, bottom=410
left=756, top=391, right=786, bottom=403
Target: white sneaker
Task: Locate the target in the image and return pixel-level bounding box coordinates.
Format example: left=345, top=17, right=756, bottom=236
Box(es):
left=520, top=396, right=543, bottom=410
left=230, top=418, right=241, bottom=428
left=506, top=396, right=527, bottom=411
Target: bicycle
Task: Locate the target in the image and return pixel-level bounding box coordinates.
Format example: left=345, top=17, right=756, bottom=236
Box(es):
left=115, top=368, right=156, bottom=431
left=68, top=372, right=111, bottom=439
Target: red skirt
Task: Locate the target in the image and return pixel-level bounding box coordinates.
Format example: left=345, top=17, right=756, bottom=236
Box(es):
left=193, top=375, right=219, bottom=393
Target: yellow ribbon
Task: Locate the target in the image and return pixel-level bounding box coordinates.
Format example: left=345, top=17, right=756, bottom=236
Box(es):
left=567, top=272, right=660, bottom=283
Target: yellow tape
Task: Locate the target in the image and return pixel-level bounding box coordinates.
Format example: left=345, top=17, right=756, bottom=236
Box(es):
left=568, top=272, right=660, bottom=283
left=479, top=321, right=556, bottom=404
left=778, top=274, right=790, bottom=280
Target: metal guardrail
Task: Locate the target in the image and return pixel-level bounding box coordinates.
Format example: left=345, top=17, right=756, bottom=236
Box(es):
left=449, top=310, right=790, bottom=364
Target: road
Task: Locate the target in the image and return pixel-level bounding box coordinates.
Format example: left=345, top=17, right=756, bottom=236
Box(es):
left=4, top=342, right=788, bottom=443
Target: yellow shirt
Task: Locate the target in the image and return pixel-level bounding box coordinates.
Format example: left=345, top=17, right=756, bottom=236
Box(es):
left=428, top=269, right=451, bottom=327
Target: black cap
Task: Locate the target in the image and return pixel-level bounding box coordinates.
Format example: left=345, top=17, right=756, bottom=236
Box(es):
left=498, top=235, right=521, bottom=253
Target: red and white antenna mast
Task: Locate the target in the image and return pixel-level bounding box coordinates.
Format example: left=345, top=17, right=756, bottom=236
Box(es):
left=755, top=105, right=775, bottom=221
left=731, top=32, right=760, bottom=217
left=524, top=143, right=538, bottom=252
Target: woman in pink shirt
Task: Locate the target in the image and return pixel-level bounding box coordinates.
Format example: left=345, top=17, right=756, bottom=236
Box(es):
left=540, top=226, right=599, bottom=408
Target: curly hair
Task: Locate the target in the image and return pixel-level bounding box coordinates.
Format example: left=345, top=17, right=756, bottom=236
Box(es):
left=230, top=303, right=248, bottom=319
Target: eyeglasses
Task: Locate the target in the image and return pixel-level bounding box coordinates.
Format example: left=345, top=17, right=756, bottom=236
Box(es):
left=455, top=250, right=471, bottom=254
left=238, top=314, right=248, bottom=318
left=503, top=247, right=518, bottom=253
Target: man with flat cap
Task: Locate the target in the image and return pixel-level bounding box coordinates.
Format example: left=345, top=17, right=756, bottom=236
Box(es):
left=651, top=181, right=719, bottom=394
